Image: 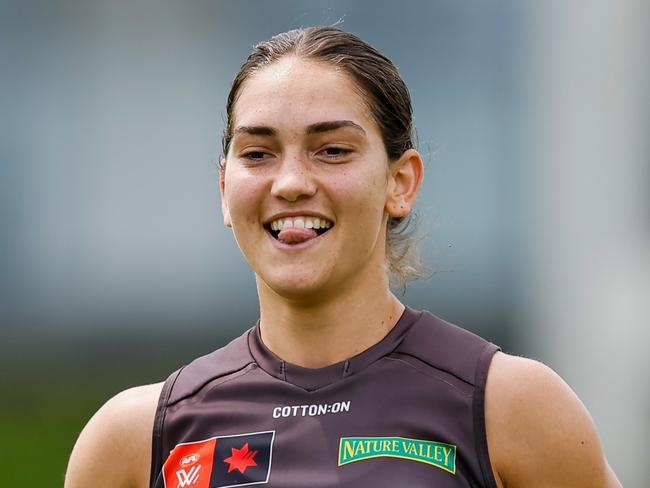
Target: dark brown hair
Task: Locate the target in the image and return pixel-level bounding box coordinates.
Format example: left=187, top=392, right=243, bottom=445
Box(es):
left=221, top=26, right=426, bottom=290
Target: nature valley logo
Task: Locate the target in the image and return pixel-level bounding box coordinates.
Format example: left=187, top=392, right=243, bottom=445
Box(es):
left=338, top=436, right=456, bottom=474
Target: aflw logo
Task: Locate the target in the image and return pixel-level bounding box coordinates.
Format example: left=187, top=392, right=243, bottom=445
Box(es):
left=163, top=432, right=274, bottom=488
left=163, top=437, right=216, bottom=488
left=175, top=465, right=201, bottom=487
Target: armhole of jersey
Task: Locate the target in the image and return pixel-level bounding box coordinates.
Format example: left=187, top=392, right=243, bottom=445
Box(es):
left=149, top=367, right=184, bottom=488
left=473, top=343, right=500, bottom=488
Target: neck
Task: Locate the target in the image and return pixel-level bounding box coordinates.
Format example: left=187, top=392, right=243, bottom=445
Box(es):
left=257, top=272, right=405, bottom=369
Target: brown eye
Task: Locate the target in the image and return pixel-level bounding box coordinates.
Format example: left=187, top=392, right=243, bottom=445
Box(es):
left=243, top=151, right=268, bottom=161
left=320, top=147, right=351, bottom=159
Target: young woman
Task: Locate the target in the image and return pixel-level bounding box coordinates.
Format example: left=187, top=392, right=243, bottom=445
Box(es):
left=66, top=27, right=621, bottom=488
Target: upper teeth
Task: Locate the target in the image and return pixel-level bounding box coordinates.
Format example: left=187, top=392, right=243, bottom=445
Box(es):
left=270, top=216, right=332, bottom=231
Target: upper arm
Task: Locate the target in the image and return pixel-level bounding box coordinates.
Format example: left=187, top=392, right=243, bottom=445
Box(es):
left=65, top=382, right=163, bottom=488
left=485, top=352, right=621, bottom=488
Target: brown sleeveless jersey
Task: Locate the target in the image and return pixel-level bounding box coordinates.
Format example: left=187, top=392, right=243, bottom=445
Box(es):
left=150, top=307, right=500, bottom=488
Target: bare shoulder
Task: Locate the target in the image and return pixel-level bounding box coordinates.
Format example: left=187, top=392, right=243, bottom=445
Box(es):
left=65, top=382, right=164, bottom=488
left=484, top=352, right=621, bottom=488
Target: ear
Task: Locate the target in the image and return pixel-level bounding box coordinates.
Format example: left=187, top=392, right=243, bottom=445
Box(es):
left=385, top=148, right=424, bottom=218
left=219, top=159, right=232, bottom=228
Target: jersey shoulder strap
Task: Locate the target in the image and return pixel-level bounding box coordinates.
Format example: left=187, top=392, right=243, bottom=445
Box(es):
left=395, top=310, right=500, bottom=488
left=167, top=330, right=255, bottom=405
left=149, top=329, right=255, bottom=487
left=396, top=309, right=499, bottom=386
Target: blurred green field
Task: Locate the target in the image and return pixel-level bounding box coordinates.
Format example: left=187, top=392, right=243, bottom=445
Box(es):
left=0, top=330, right=219, bottom=487
left=0, top=384, right=116, bottom=486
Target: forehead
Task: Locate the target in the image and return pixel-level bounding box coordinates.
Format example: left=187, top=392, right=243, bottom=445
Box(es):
left=232, top=57, right=378, bottom=134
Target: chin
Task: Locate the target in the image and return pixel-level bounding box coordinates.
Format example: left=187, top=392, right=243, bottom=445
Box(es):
left=258, top=268, right=337, bottom=302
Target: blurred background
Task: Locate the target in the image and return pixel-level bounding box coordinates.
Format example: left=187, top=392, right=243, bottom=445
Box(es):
left=1, top=0, right=648, bottom=485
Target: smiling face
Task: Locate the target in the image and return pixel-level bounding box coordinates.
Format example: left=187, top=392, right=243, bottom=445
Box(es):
left=220, top=57, right=400, bottom=301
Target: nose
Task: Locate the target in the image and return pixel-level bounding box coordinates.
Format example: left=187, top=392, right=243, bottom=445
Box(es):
left=270, top=152, right=317, bottom=202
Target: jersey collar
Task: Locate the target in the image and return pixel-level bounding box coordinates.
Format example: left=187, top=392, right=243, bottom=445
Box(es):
left=247, top=306, right=422, bottom=391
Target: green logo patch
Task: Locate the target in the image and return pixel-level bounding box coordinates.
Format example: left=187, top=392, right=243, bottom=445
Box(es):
left=338, top=436, right=456, bottom=474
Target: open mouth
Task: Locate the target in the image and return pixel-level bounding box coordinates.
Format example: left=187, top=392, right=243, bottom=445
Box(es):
left=264, top=216, right=334, bottom=245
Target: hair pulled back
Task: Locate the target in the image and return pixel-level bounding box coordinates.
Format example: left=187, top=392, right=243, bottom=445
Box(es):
left=221, top=26, right=426, bottom=290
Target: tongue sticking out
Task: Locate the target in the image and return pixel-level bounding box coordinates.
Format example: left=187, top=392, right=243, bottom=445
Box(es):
left=277, top=227, right=318, bottom=244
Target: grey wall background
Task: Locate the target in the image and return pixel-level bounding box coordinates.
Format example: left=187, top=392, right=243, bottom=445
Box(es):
left=1, top=1, right=647, bottom=485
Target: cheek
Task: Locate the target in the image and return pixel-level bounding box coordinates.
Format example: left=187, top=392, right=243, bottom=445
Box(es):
left=335, top=170, right=388, bottom=226
left=226, top=172, right=265, bottom=222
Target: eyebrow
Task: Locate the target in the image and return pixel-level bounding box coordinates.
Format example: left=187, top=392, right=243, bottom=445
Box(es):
left=305, top=120, right=366, bottom=135
left=233, top=120, right=366, bottom=137
left=234, top=125, right=277, bottom=136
